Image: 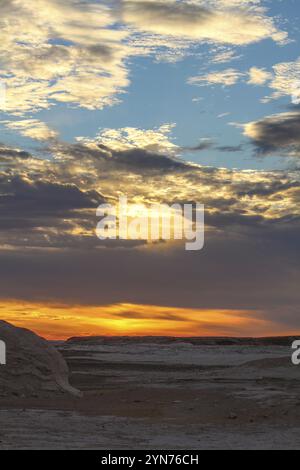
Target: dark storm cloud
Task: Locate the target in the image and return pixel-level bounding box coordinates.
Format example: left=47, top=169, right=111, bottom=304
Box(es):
left=53, top=141, right=191, bottom=173
left=206, top=211, right=265, bottom=228
left=0, top=145, right=31, bottom=160
left=0, top=176, right=102, bottom=212
left=53, top=141, right=190, bottom=172
left=0, top=176, right=102, bottom=209
left=0, top=175, right=104, bottom=231
left=244, top=111, right=300, bottom=156
left=111, top=148, right=188, bottom=171
left=233, top=180, right=300, bottom=198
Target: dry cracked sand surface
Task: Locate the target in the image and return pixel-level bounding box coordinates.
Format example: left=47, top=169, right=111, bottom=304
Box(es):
left=1, top=332, right=300, bottom=449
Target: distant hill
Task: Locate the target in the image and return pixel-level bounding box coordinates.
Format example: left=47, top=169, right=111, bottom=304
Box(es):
left=65, top=335, right=299, bottom=347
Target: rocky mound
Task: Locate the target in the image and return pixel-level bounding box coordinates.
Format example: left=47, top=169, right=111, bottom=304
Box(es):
left=0, top=321, right=81, bottom=398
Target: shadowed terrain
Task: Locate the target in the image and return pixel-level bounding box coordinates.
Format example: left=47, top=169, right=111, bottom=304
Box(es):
left=1, top=332, right=300, bottom=449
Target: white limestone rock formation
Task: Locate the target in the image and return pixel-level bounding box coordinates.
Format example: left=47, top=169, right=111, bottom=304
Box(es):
left=0, top=321, right=81, bottom=398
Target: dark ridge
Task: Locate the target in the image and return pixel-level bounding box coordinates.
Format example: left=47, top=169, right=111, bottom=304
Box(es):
left=65, top=336, right=300, bottom=347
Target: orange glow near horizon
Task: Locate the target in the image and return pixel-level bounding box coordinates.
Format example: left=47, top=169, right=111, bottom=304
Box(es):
left=0, top=299, right=295, bottom=340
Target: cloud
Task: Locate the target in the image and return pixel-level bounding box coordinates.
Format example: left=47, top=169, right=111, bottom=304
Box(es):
left=77, top=124, right=179, bottom=155
left=218, top=112, right=231, bottom=119
left=0, top=175, right=104, bottom=236
left=1, top=229, right=300, bottom=334
left=189, top=66, right=273, bottom=88
left=0, top=126, right=300, bottom=322
left=184, top=139, right=214, bottom=152
left=247, top=66, right=272, bottom=85
left=217, top=145, right=243, bottom=153
left=0, top=0, right=131, bottom=114
left=242, top=111, right=300, bottom=156
left=0, top=145, right=31, bottom=161
left=210, top=48, right=242, bottom=64
left=265, top=57, right=300, bottom=102
left=1, top=121, right=300, bottom=252
left=1, top=119, right=58, bottom=141
left=2, top=299, right=298, bottom=339
left=121, top=0, right=287, bottom=46
left=0, top=0, right=289, bottom=117
left=79, top=125, right=213, bottom=156
left=109, top=148, right=189, bottom=171
left=188, top=68, right=245, bottom=87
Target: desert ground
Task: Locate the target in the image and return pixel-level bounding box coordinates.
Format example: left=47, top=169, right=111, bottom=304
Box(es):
left=1, top=333, right=300, bottom=450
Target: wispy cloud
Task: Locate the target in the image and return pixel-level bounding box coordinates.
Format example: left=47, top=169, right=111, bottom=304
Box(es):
left=247, top=66, right=272, bottom=86
left=188, top=68, right=245, bottom=86
left=1, top=119, right=58, bottom=141
left=264, top=57, right=300, bottom=102
left=189, top=66, right=273, bottom=88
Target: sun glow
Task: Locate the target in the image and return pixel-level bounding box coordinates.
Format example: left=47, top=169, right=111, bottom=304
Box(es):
left=0, top=300, right=290, bottom=340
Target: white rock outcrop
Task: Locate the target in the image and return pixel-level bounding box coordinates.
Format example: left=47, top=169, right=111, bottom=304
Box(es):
left=0, top=321, right=81, bottom=398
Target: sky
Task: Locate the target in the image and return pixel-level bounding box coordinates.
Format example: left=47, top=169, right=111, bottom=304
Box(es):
left=0, top=0, right=300, bottom=339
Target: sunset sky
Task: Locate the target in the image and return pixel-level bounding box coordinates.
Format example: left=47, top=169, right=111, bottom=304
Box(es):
left=0, top=0, right=300, bottom=339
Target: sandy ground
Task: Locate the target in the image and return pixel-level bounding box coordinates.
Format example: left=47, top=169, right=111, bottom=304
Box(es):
left=1, top=339, right=300, bottom=449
